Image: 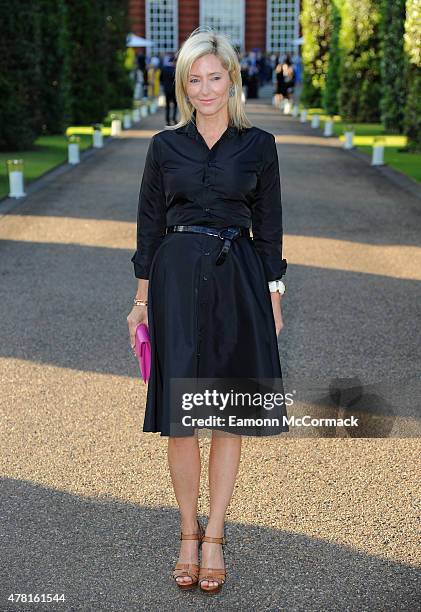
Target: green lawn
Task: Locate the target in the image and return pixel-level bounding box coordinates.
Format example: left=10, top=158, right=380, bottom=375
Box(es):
left=354, top=145, right=421, bottom=181
left=0, top=134, right=95, bottom=200
left=0, top=106, right=134, bottom=201
left=301, top=107, right=421, bottom=183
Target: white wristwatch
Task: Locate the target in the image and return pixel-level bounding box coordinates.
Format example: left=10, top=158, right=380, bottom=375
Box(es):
left=268, top=279, right=286, bottom=295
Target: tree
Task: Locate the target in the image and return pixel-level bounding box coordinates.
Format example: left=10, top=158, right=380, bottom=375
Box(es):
left=300, top=0, right=333, bottom=107
left=0, top=0, right=42, bottom=150
left=338, top=0, right=382, bottom=122
left=323, top=0, right=342, bottom=116
left=64, top=0, right=108, bottom=124
left=403, top=0, right=421, bottom=151
left=104, top=0, right=133, bottom=109
left=379, top=0, right=407, bottom=133
left=38, top=0, right=72, bottom=134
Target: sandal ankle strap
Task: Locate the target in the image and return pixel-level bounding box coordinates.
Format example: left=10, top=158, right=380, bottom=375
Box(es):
left=202, top=535, right=227, bottom=545
left=180, top=532, right=201, bottom=540
left=180, top=519, right=204, bottom=541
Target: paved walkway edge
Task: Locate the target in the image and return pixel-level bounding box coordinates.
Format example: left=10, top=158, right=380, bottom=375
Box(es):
left=0, top=135, right=118, bottom=219
left=288, top=113, right=421, bottom=201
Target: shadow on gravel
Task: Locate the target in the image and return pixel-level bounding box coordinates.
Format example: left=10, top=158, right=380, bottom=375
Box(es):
left=0, top=239, right=420, bottom=435
left=1, top=478, right=419, bottom=611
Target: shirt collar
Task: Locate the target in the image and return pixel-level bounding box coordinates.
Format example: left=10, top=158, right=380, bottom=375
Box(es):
left=176, top=115, right=239, bottom=140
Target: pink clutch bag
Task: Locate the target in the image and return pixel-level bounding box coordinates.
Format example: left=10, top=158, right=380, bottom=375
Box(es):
left=135, top=323, right=151, bottom=383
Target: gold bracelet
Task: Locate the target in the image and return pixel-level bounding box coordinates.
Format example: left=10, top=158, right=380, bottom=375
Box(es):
left=133, top=298, right=148, bottom=306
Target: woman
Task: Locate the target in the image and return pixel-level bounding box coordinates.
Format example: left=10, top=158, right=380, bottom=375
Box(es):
left=146, top=58, right=160, bottom=99
left=127, top=28, right=289, bottom=595
left=160, top=55, right=178, bottom=126
left=274, top=59, right=289, bottom=107
left=283, top=55, right=296, bottom=101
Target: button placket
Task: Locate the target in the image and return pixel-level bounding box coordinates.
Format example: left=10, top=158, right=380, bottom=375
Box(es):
left=202, top=154, right=216, bottom=215
left=196, top=234, right=213, bottom=368
left=197, top=148, right=218, bottom=365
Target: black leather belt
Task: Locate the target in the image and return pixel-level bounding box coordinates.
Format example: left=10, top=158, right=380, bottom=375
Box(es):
left=166, top=224, right=250, bottom=265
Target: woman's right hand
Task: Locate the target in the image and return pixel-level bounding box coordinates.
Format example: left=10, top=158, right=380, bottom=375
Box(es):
left=127, top=305, right=148, bottom=351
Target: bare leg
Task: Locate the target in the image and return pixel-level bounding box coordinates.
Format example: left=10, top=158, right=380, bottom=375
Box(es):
left=168, top=433, right=201, bottom=585
left=201, top=431, right=242, bottom=589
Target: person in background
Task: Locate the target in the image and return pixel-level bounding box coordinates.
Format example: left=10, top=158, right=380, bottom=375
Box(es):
left=245, top=51, right=259, bottom=98
left=160, top=55, right=178, bottom=126
left=274, top=58, right=288, bottom=106
left=264, top=53, right=273, bottom=83
left=137, top=53, right=149, bottom=99
left=256, top=49, right=265, bottom=87
left=240, top=57, right=249, bottom=97
left=147, top=56, right=161, bottom=98
left=291, top=51, right=302, bottom=103
left=283, top=54, right=296, bottom=100
left=270, top=53, right=278, bottom=72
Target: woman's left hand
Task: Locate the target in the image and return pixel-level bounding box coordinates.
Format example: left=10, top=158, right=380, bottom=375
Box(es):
left=271, top=293, right=284, bottom=336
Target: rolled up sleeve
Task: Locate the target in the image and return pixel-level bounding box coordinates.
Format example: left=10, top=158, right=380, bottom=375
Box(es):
left=131, top=135, right=167, bottom=279
left=251, top=133, right=287, bottom=281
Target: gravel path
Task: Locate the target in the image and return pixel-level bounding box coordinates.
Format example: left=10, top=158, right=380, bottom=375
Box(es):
left=0, top=90, right=419, bottom=611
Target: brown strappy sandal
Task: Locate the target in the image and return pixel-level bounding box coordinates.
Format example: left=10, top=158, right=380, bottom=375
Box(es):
left=198, top=534, right=227, bottom=595
left=172, top=519, right=205, bottom=590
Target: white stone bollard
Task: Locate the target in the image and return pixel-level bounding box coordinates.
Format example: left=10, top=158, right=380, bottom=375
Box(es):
left=311, top=114, right=320, bottom=128
left=68, top=136, right=80, bottom=164
left=134, top=82, right=142, bottom=100
left=292, top=104, right=299, bottom=117
left=344, top=130, right=354, bottom=149
left=123, top=113, right=132, bottom=129
left=372, top=139, right=385, bottom=165
left=111, top=119, right=122, bottom=136
left=7, top=159, right=26, bottom=198
left=300, top=109, right=307, bottom=122
left=140, top=105, right=148, bottom=117
left=93, top=126, right=103, bottom=148
left=283, top=99, right=291, bottom=115
left=132, top=108, right=141, bottom=122
left=324, top=119, right=333, bottom=137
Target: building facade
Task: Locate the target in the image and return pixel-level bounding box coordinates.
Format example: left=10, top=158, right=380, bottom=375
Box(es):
left=129, top=0, right=301, bottom=55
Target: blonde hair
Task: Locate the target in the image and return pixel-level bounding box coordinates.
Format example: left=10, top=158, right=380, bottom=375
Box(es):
left=169, top=27, right=253, bottom=131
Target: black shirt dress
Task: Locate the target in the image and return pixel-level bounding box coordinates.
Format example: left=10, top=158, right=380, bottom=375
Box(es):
left=131, top=117, right=290, bottom=437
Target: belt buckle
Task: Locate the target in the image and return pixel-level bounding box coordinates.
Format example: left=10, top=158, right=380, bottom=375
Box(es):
left=217, top=227, right=239, bottom=241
